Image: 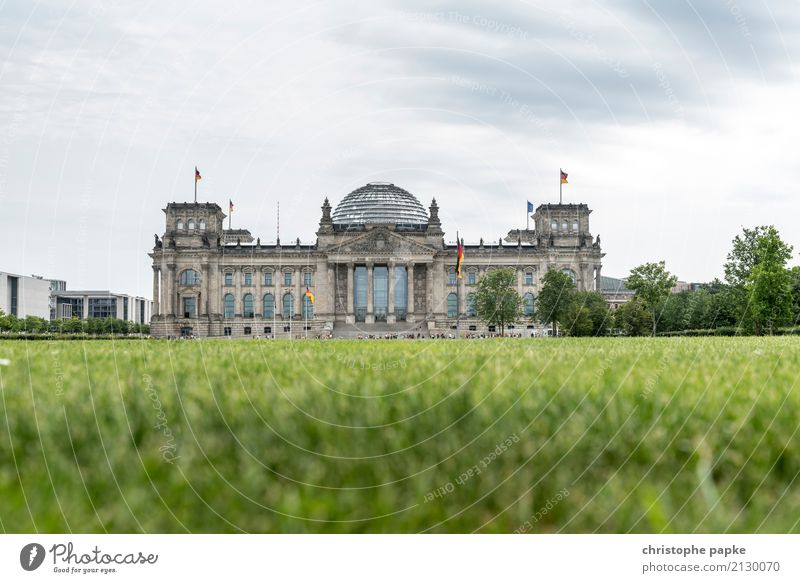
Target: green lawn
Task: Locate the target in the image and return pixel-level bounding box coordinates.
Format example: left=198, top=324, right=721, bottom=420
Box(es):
left=0, top=337, right=798, bottom=533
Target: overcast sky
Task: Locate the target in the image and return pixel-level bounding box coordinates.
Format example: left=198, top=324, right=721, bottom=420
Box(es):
left=1, top=0, right=798, bottom=297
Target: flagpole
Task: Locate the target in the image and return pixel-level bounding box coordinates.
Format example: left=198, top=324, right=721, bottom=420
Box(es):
left=194, top=171, right=197, bottom=203
left=559, top=170, right=562, bottom=204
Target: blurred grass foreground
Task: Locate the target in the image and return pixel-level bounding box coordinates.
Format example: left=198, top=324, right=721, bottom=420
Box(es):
left=0, top=337, right=798, bottom=533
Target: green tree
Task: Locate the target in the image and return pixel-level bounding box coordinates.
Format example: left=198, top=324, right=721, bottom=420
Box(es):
left=0, top=309, right=12, bottom=332
left=475, top=268, right=522, bottom=336
left=614, top=299, right=652, bottom=336
left=790, top=266, right=800, bottom=324
left=566, top=291, right=613, bottom=336
left=625, top=261, right=678, bottom=336
left=747, top=228, right=793, bottom=334
left=724, top=226, right=772, bottom=288
left=63, top=318, right=84, bottom=334
left=536, top=269, right=577, bottom=335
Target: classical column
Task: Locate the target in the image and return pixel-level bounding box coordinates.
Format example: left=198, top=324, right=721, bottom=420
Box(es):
left=275, top=266, right=283, bottom=320
left=152, top=266, right=160, bottom=317
left=366, top=262, right=374, bottom=324
left=459, top=270, right=467, bottom=315
left=234, top=266, right=242, bottom=316
left=200, top=262, right=209, bottom=316
left=167, top=264, right=176, bottom=316
left=294, top=268, right=302, bottom=318
left=209, top=263, right=219, bottom=317
left=595, top=264, right=602, bottom=292
left=387, top=261, right=395, bottom=324
left=579, top=263, right=589, bottom=292
left=255, top=267, right=263, bottom=318
left=346, top=262, right=354, bottom=324
left=426, top=262, right=434, bottom=317
left=407, top=261, right=415, bottom=323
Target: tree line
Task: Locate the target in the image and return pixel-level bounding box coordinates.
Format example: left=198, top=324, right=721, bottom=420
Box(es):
left=0, top=312, right=150, bottom=336
left=474, top=225, right=799, bottom=336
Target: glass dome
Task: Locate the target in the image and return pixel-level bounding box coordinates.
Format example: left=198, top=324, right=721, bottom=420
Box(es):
left=332, top=182, right=429, bottom=226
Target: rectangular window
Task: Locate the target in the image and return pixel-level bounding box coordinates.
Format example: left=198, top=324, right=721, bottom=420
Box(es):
left=244, top=272, right=253, bottom=286
left=244, top=326, right=252, bottom=335
left=57, top=297, right=83, bottom=319
left=283, top=325, right=291, bottom=332
left=468, top=325, right=477, bottom=331
left=448, top=271, right=456, bottom=285
left=8, top=276, right=18, bottom=316
left=264, top=326, right=272, bottom=335
left=264, top=272, right=272, bottom=285
left=284, top=272, right=292, bottom=286
left=223, top=327, right=232, bottom=336
left=467, top=271, right=476, bottom=285
left=182, top=296, right=196, bottom=318
left=88, top=297, right=117, bottom=319
left=224, top=272, right=233, bottom=286
left=304, top=271, right=312, bottom=285
left=525, top=271, right=533, bottom=285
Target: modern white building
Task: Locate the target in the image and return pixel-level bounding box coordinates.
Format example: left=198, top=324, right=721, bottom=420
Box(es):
left=51, top=290, right=152, bottom=324
left=0, top=271, right=52, bottom=319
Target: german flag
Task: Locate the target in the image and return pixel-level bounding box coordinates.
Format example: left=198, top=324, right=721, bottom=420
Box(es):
left=195, top=167, right=202, bottom=182
left=229, top=199, right=235, bottom=213
left=455, top=231, right=464, bottom=279
left=560, top=169, right=568, bottom=184
left=305, top=287, right=315, bottom=304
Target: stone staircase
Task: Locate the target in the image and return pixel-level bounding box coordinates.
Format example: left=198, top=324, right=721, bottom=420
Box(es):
left=331, top=320, right=430, bottom=338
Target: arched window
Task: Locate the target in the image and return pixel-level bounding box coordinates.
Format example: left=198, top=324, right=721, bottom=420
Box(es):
left=447, top=292, right=458, bottom=318
left=223, top=293, right=234, bottom=319
left=263, top=293, right=274, bottom=318
left=303, top=295, right=314, bottom=319
left=572, top=220, right=578, bottom=231
left=176, top=219, right=184, bottom=230
left=466, top=293, right=477, bottom=317
left=243, top=293, right=254, bottom=318
left=551, top=219, right=557, bottom=230
left=198, top=219, right=206, bottom=231
left=561, top=268, right=577, bottom=283
left=523, top=293, right=535, bottom=316
left=283, top=293, right=294, bottom=318
left=187, top=219, right=195, bottom=231
left=179, top=269, right=200, bottom=285
left=561, top=220, right=568, bottom=231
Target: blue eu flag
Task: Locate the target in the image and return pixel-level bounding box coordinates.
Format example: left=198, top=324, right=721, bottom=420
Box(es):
left=527, top=201, right=534, bottom=212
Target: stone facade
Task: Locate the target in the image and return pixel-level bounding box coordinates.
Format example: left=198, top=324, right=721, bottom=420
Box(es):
left=149, top=185, right=604, bottom=338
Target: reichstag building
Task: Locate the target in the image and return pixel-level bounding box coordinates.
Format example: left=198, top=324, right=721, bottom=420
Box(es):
left=149, top=182, right=604, bottom=337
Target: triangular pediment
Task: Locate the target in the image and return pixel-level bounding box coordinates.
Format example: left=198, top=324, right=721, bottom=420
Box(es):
left=326, top=227, right=437, bottom=256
